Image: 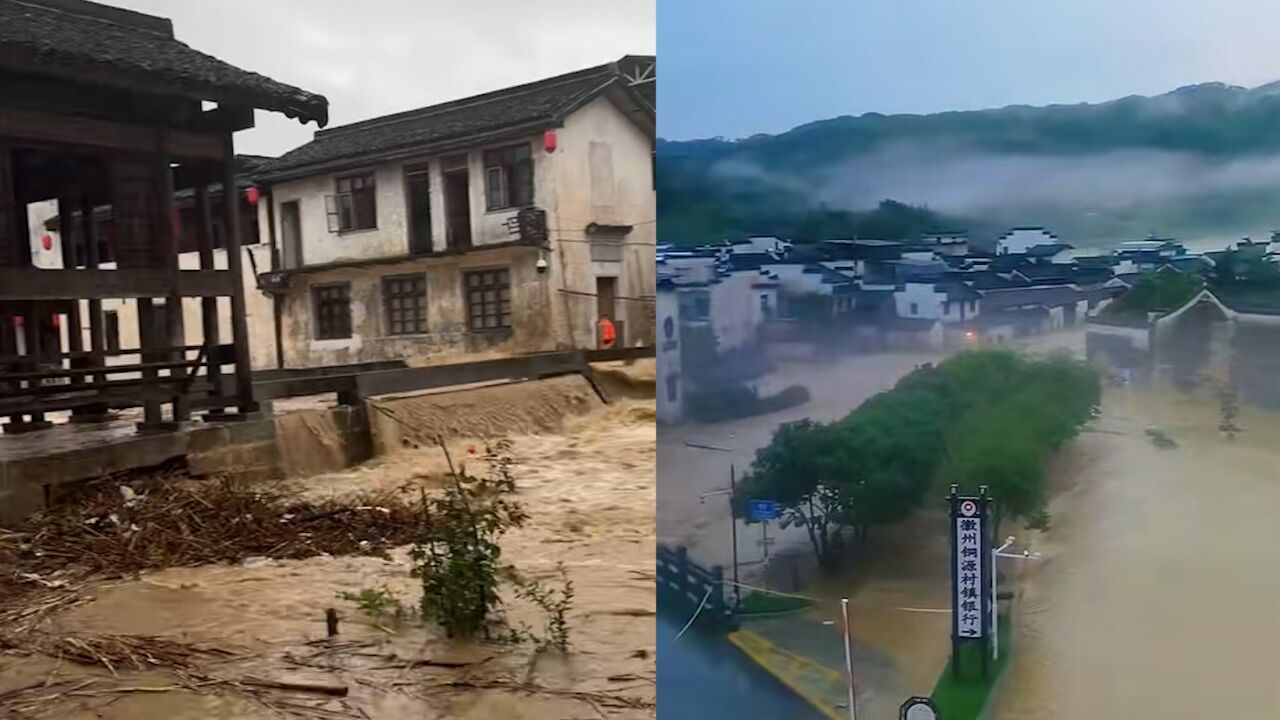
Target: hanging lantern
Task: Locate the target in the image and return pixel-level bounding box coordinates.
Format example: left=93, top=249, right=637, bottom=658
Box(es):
left=543, top=129, right=557, bottom=153
left=40, top=234, right=52, bottom=251
left=245, top=186, right=261, bottom=205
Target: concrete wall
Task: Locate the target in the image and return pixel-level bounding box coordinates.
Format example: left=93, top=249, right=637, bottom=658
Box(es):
left=656, top=289, right=682, bottom=423
left=894, top=282, right=976, bottom=323
left=278, top=245, right=553, bottom=368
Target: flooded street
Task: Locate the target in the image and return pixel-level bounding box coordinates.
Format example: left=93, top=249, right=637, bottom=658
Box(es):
left=657, top=349, right=944, bottom=573
left=992, top=386, right=1280, bottom=718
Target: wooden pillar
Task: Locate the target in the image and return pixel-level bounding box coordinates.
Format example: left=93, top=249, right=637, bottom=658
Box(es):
left=57, top=198, right=84, bottom=391
left=15, top=206, right=50, bottom=430
left=194, top=185, right=225, bottom=417
left=221, top=139, right=258, bottom=415
left=78, top=193, right=112, bottom=421
left=136, top=296, right=162, bottom=426
left=0, top=144, right=14, bottom=426
left=156, top=155, right=189, bottom=423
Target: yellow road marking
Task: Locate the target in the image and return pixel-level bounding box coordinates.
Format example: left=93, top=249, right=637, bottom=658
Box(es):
left=727, top=629, right=846, bottom=720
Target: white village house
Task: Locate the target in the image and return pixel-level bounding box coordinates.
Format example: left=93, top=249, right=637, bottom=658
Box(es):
left=253, top=56, right=656, bottom=367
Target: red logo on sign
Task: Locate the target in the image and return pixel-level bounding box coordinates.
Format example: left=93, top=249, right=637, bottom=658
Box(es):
left=41, top=234, right=53, bottom=251
left=959, top=500, right=978, bottom=517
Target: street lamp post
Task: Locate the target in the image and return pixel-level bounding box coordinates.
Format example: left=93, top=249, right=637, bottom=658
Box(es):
left=687, top=440, right=741, bottom=610
left=992, top=535, right=1042, bottom=662
left=840, top=598, right=858, bottom=720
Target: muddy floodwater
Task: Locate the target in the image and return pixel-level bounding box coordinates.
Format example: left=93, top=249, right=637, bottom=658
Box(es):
left=0, top=393, right=656, bottom=720
left=992, top=386, right=1280, bottom=718
left=659, top=330, right=1280, bottom=719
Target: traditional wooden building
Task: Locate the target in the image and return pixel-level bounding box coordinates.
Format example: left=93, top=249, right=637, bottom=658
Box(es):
left=0, top=0, right=327, bottom=431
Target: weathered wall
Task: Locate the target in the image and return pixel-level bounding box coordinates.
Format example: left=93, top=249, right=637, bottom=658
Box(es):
left=708, top=272, right=763, bottom=352
left=266, top=132, right=557, bottom=267
left=656, top=288, right=682, bottom=423
left=545, top=96, right=656, bottom=349
left=279, top=245, right=553, bottom=368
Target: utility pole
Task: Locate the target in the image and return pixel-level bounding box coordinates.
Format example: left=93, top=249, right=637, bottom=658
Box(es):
left=687, top=440, right=741, bottom=611
left=729, top=463, right=741, bottom=610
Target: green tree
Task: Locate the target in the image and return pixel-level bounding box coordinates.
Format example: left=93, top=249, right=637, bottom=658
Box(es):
left=1106, top=271, right=1203, bottom=318
left=739, top=419, right=844, bottom=568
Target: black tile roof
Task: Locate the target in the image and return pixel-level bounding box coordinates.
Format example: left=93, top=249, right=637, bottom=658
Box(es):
left=258, top=55, right=655, bottom=180
left=976, top=306, right=1051, bottom=328
left=1025, top=243, right=1073, bottom=257
left=0, top=0, right=327, bottom=125
left=964, top=271, right=1028, bottom=291
left=1015, top=264, right=1075, bottom=281
left=980, top=286, right=1082, bottom=312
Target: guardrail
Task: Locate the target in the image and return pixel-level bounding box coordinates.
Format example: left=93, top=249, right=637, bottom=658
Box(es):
left=657, top=544, right=736, bottom=630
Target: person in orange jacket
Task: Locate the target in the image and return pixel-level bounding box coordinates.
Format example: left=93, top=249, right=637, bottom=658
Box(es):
left=598, top=315, right=617, bottom=349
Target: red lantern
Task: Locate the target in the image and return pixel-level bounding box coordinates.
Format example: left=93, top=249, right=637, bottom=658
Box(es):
left=40, top=234, right=52, bottom=251
left=245, top=186, right=261, bottom=205
left=543, top=129, right=557, bottom=153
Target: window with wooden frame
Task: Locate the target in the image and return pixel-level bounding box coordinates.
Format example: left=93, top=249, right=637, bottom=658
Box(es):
left=383, top=274, right=428, bottom=335
left=326, top=172, right=377, bottom=232
left=312, top=283, right=352, bottom=340
left=464, top=268, right=512, bottom=331
left=483, top=144, right=533, bottom=211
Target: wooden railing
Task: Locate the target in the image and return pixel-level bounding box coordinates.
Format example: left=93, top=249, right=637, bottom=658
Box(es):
left=0, top=343, right=238, bottom=417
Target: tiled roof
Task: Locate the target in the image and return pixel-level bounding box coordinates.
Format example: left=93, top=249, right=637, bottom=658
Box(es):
left=976, top=307, right=1050, bottom=328
left=980, top=286, right=1082, bottom=312
left=0, top=0, right=327, bottom=125
left=1014, top=264, right=1075, bottom=281
left=258, top=55, right=654, bottom=179
left=1025, top=243, right=1073, bottom=257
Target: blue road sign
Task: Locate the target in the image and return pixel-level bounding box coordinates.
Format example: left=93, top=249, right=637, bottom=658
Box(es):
left=748, top=499, right=779, bottom=521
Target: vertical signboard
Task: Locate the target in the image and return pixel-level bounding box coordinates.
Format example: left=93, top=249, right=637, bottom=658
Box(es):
left=949, top=486, right=992, bottom=677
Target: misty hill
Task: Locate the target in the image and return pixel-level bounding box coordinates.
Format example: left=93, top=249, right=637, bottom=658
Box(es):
left=658, top=81, right=1280, bottom=247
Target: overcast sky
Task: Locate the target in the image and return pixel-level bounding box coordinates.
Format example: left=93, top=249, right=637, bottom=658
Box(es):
left=660, top=0, right=1280, bottom=140
left=111, top=0, right=654, bottom=157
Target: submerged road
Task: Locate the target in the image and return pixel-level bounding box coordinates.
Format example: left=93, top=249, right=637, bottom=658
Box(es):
left=992, top=387, right=1280, bottom=717
left=657, top=614, right=824, bottom=720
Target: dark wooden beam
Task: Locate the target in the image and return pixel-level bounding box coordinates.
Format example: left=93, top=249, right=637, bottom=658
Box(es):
left=221, top=136, right=258, bottom=414
left=0, top=108, right=225, bottom=160
left=194, top=186, right=225, bottom=409
left=0, top=268, right=237, bottom=300
left=190, top=105, right=256, bottom=134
